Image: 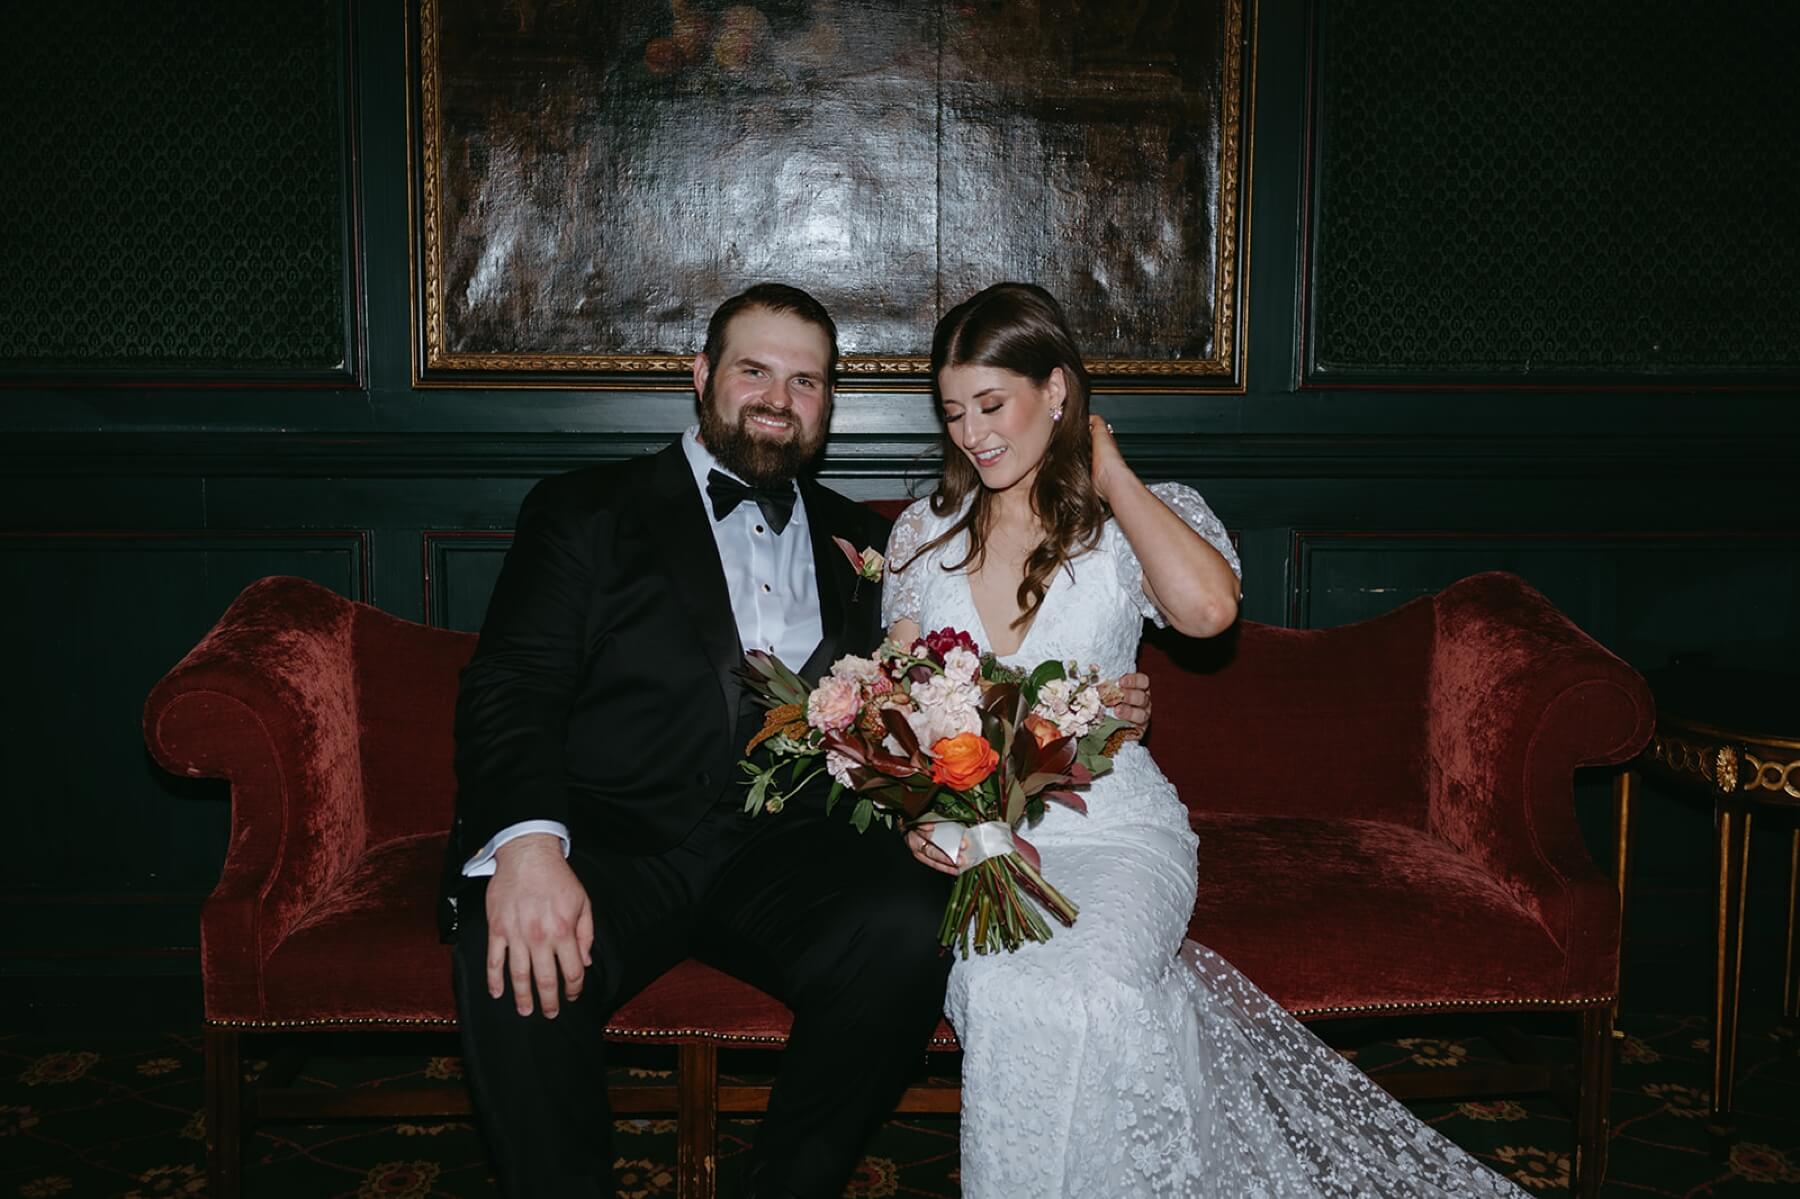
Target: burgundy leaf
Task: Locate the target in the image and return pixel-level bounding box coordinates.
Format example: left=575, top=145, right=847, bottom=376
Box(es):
left=880, top=707, right=925, bottom=761
left=979, top=682, right=1021, bottom=722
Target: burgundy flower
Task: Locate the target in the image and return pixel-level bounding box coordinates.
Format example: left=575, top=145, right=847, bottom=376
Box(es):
left=922, top=627, right=980, bottom=664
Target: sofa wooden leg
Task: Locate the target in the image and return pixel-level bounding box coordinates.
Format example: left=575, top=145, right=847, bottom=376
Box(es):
left=1572, top=1007, right=1613, bottom=1198
left=204, top=1026, right=243, bottom=1199
left=677, top=1042, right=719, bottom=1199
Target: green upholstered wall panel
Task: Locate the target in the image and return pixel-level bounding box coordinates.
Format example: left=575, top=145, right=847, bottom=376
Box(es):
left=423, top=533, right=510, bottom=632
left=0, top=535, right=366, bottom=962
left=1295, top=534, right=1800, bottom=672
left=0, top=0, right=351, bottom=378
left=1307, top=1, right=1800, bottom=382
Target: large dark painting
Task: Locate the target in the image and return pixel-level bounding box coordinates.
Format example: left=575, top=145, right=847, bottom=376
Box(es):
left=413, top=0, right=1251, bottom=386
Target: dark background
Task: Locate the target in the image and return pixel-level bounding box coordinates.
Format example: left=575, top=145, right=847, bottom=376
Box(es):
left=2, top=0, right=1796, bottom=1022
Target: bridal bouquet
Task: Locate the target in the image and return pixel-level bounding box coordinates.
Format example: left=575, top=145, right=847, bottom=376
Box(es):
left=739, top=628, right=1137, bottom=956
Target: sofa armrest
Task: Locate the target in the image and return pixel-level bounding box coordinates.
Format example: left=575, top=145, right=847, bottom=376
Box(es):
left=143, top=576, right=369, bottom=1017
left=1426, top=572, right=1654, bottom=964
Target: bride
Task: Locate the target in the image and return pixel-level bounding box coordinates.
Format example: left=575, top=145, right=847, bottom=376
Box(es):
left=882, top=283, right=1525, bottom=1197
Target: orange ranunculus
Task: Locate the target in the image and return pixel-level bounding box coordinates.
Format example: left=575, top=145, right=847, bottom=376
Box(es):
left=930, top=732, right=1000, bottom=790
left=1022, top=713, right=1061, bottom=749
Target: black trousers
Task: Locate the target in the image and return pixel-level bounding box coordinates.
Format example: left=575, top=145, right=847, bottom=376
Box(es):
left=451, top=794, right=953, bottom=1198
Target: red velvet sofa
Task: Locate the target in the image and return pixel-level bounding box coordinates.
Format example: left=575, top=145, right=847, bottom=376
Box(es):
left=143, top=564, right=1651, bottom=1199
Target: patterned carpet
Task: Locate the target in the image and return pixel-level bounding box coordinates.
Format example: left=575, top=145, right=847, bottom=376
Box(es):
left=2, top=1012, right=1795, bottom=1197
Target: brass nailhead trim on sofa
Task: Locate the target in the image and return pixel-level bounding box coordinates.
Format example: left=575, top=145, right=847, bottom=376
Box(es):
left=206, top=994, right=1612, bottom=1036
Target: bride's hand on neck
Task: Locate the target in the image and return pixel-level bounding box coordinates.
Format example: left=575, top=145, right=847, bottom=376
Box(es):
left=1088, top=414, right=1133, bottom=503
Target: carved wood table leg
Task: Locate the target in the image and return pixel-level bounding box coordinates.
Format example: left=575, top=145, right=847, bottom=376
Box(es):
left=1786, top=826, right=1799, bottom=1023
left=1708, top=802, right=1754, bottom=1155
left=1612, top=771, right=1638, bottom=1021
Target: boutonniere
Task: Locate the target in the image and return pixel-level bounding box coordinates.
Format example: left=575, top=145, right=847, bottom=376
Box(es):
left=832, top=536, right=885, bottom=598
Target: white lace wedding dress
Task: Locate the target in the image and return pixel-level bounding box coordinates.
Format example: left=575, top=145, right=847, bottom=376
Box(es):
left=883, top=487, right=1526, bottom=1198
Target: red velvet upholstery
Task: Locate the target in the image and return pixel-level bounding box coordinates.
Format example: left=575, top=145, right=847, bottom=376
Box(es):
left=1131, top=574, right=1653, bottom=1017
left=145, top=568, right=1651, bottom=1028
left=145, top=564, right=1651, bottom=1197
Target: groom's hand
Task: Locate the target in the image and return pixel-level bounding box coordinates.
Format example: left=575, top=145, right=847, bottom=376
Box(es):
left=486, top=833, right=594, bottom=1019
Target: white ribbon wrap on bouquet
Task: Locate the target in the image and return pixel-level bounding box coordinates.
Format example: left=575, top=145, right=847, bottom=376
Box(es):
left=925, top=821, right=1016, bottom=874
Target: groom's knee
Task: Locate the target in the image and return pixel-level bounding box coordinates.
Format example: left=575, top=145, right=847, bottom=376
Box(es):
left=835, top=871, right=954, bottom=1001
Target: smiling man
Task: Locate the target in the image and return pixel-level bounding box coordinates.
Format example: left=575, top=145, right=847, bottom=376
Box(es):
left=439, top=284, right=953, bottom=1199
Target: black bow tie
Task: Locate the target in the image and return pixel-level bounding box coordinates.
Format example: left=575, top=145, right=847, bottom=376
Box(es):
left=705, top=469, right=797, bottom=534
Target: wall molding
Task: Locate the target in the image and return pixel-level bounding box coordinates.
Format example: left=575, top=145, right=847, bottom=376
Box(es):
left=0, top=529, right=374, bottom=602
left=0, top=430, right=1771, bottom=482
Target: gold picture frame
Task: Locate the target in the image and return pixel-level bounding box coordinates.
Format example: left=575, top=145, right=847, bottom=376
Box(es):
left=411, top=0, right=1251, bottom=388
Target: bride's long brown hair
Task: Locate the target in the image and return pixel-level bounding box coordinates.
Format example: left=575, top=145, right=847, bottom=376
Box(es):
left=910, top=283, right=1107, bottom=633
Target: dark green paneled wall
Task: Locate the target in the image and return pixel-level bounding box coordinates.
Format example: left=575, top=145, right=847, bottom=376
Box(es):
left=0, top=0, right=352, bottom=378
left=2, top=2, right=1795, bottom=1015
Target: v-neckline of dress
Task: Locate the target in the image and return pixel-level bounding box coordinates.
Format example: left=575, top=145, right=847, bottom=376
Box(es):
left=963, top=551, right=1059, bottom=663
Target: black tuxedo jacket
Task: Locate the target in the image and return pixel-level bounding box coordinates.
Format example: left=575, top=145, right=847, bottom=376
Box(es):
left=440, top=442, right=893, bottom=932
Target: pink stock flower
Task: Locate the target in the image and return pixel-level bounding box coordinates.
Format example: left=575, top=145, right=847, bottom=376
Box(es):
left=942, top=646, right=981, bottom=682
left=829, top=654, right=884, bottom=686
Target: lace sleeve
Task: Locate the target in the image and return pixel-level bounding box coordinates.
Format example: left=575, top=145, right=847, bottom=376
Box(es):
left=1111, top=482, right=1241, bottom=627
left=880, top=498, right=934, bottom=628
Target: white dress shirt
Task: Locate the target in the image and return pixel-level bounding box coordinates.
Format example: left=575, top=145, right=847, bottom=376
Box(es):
left=462, top=428, right=823, bottom=875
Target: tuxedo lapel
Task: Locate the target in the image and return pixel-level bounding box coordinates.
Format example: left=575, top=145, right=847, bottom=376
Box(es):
left=644, top=444, right=743, bottom=733
left=798, top=479, right=859, bottom=680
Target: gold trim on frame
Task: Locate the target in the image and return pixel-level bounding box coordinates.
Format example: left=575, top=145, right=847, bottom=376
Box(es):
left=411, top=0, right=1252, bottom=389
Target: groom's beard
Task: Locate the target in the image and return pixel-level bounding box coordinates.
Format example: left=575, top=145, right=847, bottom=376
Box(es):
left=698, top=377, right=830, bottom=488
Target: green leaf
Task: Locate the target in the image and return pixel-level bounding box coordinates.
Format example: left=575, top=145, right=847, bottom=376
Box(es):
left=850, top=796, right=875, bottom=833
left=1004, top=776, right=1026, bottom=825
left=1028, top=659, right=1067, bottom=690
left=1078, top=716, right=1132, bottom=755
left=1077, top=751, right=1114, bottom=776
left=745, top=767, right=774, bottom=814
left=825, top=780, right=844, bottom=814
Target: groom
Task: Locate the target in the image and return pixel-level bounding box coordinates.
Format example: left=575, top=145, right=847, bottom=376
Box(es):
left=440, top=283, right=956, bottom=1198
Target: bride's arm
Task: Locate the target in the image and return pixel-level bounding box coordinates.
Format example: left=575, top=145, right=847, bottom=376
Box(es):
left=1090, top=417, right=1240, bottom=639
left=887, top=617, right=921, bottom=649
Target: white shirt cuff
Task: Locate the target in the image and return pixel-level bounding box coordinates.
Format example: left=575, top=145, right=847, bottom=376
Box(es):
left=461, top=820, right=572, bottom=877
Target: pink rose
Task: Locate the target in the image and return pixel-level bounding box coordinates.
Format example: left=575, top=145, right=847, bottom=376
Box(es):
left=806, top=676, right=860, bottom=733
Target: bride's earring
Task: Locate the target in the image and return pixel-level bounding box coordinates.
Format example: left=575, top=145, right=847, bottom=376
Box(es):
left=1051, top=406, right=1063, bottom=423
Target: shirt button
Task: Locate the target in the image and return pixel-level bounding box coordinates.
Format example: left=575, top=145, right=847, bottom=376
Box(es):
left=754, top=524, right=765, bottom=534
left=761, top=583, right=771, bottom=593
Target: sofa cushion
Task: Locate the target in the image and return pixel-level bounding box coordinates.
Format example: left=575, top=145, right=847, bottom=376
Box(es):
left=251, top=831, right=959, bottom=1045
left=253, top=833, right=458, bottom=1025
left=1186, top=814, right=1605, bottom=1016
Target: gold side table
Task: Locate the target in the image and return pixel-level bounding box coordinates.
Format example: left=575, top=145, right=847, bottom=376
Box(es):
left=1616, top=667, right=1799, bottom=1144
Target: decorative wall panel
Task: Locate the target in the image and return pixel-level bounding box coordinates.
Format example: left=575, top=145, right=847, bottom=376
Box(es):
left=413, top=0, right=1251, bottom=386
left=1305, top=1, right=1800, bottom=383
left=423, top=531, right=511, bottom=631
left=0, top=0, right=354, bottom=381
left=0, top=534, right=368, bottom=915
left=1293, top=533, right=1800, bottom=674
